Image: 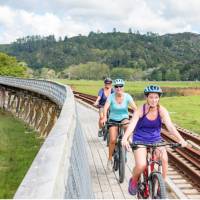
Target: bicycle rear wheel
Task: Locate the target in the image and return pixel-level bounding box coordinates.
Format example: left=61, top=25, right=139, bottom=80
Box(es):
left=119, top=145, right=125, bottom=183
left=150, top=172, right=167, bottom=199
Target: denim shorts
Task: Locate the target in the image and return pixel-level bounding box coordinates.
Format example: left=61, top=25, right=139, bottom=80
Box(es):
left=132, top=140, right=164, bottom=145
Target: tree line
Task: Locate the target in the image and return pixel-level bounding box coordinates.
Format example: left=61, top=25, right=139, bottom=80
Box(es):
left=0, top=31, right=200, bottom=80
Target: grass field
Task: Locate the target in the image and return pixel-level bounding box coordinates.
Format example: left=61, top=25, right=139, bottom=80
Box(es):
left=56, top=79, right=200, bottom=134
left=0, top=110, right=43, bottom=198
left=57, top=79, right=200, bottom=95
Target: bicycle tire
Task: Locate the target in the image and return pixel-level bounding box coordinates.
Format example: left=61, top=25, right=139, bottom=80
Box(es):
left=113, top=157, right=119, bottom=171
left=106, top=132, right=110, bottom=147
left=150, top=172, right=167, bottom=199
left=119, top=144, right=125, bottom=183
left=103, top=126, right=107, bottom=141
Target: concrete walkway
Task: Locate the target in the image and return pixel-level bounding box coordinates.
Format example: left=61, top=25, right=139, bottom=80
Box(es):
left=77, top=102, right=135, bottom=199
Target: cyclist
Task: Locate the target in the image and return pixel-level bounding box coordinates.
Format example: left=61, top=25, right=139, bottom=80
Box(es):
left=94, top=78, right=114, bottom=137
left=121, top=84, right=187, bottom=195
left=101, top=78, right=137, bottom=172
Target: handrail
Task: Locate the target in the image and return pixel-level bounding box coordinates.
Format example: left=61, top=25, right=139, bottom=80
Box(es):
left=0, top=76, right=93, bottom=198
left=0, top=76, right=66, bottom=107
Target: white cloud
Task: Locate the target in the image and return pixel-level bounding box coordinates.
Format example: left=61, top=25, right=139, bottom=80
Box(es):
left=0, top=0, right=200, bottom=43
left=0, top=5, right=92, bottom=43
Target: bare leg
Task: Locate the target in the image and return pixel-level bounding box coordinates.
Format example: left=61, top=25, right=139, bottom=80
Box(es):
left=108, top=126, right=118, bottom=160
left=99, top=108, right=104, bottom=129
left=132, top=148, right=147, bottom=180
left=161, top=148, right=168, bottom=180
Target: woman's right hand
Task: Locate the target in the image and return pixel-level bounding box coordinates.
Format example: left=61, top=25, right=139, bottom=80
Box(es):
left=101, top=116, right=107, bottom=125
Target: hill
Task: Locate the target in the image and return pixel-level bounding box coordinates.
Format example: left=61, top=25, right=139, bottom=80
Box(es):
left=0, top=32, right=200, bottom=80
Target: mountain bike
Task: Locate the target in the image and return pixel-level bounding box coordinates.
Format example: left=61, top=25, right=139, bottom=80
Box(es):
left=130, top=142, right=181, bottom=199
left=106, top=121, right=129, bottom=183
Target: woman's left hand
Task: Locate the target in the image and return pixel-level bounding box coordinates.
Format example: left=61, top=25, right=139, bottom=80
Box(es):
left=122, top=137, right=131, bottom=151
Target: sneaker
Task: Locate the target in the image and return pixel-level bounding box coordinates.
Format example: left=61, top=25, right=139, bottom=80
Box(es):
left=98, top=129, right=103, bottom=137
left=128, top=178, right=138, bottom=195
left=106, top=159, right=113, bottom=172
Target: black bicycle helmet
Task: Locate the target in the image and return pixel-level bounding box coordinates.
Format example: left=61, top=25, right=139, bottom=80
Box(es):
left=104, top=78, right=112, bottom=84
left=144, top=85, right=163, bottom=96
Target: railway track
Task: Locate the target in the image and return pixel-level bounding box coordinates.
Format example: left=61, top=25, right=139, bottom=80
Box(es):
left=73, top=90, right=200, bottom=199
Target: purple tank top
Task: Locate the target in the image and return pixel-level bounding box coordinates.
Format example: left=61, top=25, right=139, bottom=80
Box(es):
left=132, top=104, right=162, bottom=144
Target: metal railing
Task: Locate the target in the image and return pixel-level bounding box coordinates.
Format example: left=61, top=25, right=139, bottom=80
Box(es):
left=0, top=76, right=66, bottom=107
left=0, top=76, right=93, bottom=199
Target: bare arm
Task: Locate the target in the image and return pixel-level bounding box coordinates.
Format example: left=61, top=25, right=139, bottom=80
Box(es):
left=94, top=96, right=101, bottom=106
left=102, top=101, right=110, bottom=123
left=129, top=101, right=137, bottom=112
left=160, top=106, right=187, bottom=147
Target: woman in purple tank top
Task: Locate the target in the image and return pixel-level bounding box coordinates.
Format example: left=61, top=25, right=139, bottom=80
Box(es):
left=121, top=85, right=187, bottom=196
left=94, top=78, right=113, bottom=137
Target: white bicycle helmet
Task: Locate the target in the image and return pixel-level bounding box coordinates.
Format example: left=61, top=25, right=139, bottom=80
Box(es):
left=113, top=79, right=125, bottom=86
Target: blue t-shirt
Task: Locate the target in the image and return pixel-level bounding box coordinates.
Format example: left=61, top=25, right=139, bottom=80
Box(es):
left=98, top=88, right=114, bottom=106
left=107, top=93, right=134, bottom=121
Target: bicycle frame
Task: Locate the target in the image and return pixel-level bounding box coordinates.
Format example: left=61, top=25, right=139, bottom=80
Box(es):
left=139, top=147, right=163, bottom=198
left=131, top=142, right=180, bottom=199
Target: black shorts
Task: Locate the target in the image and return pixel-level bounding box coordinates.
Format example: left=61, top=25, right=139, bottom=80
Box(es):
left=108, top=118, right=129, bottom=127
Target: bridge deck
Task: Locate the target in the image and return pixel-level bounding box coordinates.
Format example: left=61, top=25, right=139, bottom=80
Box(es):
left=77, top=102, right=135, bottom=199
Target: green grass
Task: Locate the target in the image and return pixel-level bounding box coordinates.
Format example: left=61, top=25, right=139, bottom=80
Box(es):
left=56, top=79, right=200, bottom=134
left=56, top=79, right=200, bottom=95
left=162, top=96, right=200, bottom=134
left=0, top=110, right=43, bottom=198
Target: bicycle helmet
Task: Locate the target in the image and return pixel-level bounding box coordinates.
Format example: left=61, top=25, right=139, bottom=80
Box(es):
left=144, top=85, right=163, bottom=96
left=113, top=79, right=125, bottom=86
left=104, top=77, right=112, bottom=84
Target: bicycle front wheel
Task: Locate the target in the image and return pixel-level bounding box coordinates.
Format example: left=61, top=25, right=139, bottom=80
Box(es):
left=119, top=145, right=125, bottom=183
left=103, top=126, right=107, bottom=141
left=150, top=172, right=167, bottom=199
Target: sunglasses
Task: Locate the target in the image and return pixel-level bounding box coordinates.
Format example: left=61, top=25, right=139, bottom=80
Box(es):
left=114, top=85, right=123, bottom=88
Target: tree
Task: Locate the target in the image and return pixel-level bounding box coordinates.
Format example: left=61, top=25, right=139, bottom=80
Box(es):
left=110, top=68, right=144, bottom=80
left=62, top=62, right=110, bottom=80
left=150, top=70, right=163, bottom=81
left=165, top=69, right=180, bottom=81
left=40, top=67, right=56, bottom=79
left=0, top=52, right=28, bottom=77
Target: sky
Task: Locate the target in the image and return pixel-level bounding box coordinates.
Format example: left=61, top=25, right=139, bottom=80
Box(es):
left=0, top=0, right=200, bottom=44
